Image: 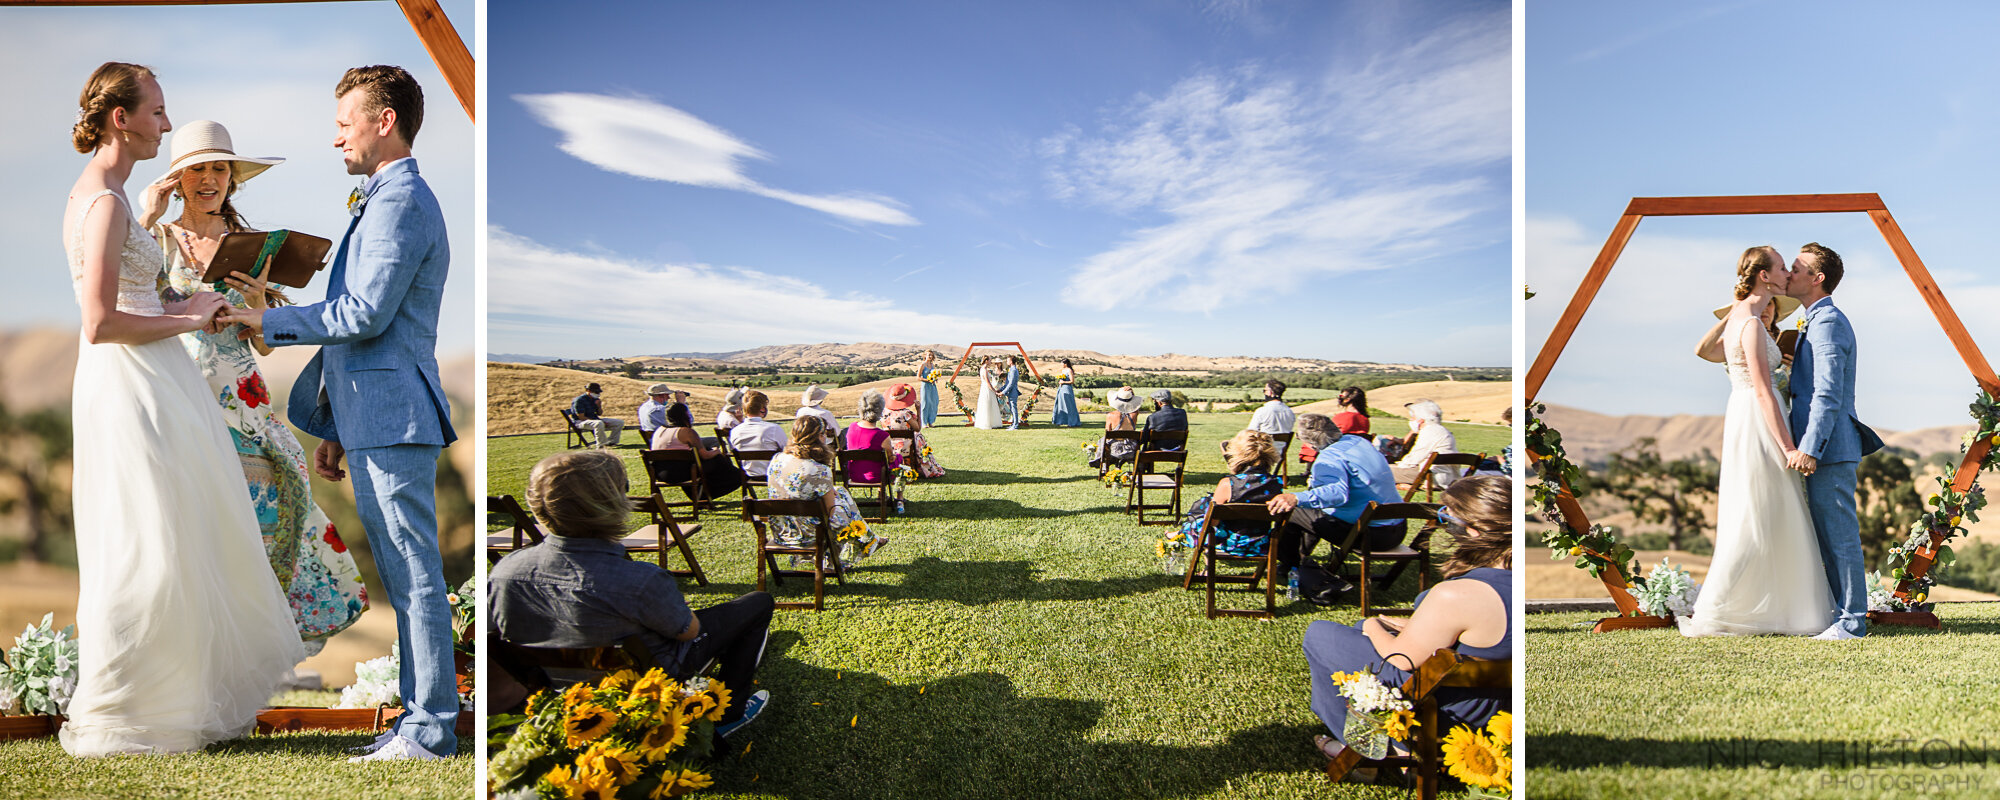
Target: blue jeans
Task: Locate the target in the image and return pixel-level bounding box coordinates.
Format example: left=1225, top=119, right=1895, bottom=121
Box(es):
left=350, top=443, right=458, bottom=754
left=1004, top=396, right=1019, bottom=427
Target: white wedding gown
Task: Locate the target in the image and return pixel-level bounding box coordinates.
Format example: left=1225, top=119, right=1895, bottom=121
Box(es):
left=1679, top=317, right=1836, bottom=637
left=974, top=366, right=1003, bottom=429
left=60, top=191, right=304, bottom=756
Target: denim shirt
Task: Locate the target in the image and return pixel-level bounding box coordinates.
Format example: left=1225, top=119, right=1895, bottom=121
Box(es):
left=489, top=535, right=694, bottom=671
left=1297, top=434, right=1402, bottom=525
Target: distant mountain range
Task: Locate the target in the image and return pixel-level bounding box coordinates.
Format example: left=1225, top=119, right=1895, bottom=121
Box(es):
left=493, top=342, right=1495, bottom=375
left=1539, top=403, right=1971, bottom=465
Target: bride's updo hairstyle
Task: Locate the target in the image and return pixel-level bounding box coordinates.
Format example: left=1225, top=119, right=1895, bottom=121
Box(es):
left=73, top=62, right=156, bottom=154
left=1438, top=474, right=1512, bottom=579
left=525, top=450, right=629, bottom=540
left=1732, top=245, right=1782, bottom=301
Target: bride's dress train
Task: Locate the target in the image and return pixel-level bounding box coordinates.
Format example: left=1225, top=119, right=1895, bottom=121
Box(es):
left=1679, top=316, right=1835, bottom=637
left=60, top=191, right=304, bottom=756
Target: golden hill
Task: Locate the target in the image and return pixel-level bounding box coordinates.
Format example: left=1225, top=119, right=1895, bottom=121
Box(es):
left=1293, top=380, right=1513, bottom=426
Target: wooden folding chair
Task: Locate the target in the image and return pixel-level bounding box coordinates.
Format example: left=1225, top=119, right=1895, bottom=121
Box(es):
left=1097, top=429, right=1144, bottom=481
left=882, top=428, right=917, bottom=470
left=731, top=448, right=779, bottom=500
left=1126, top=430, right=1188, bottom=524
left=1179, top=502, right=1287, bottom=619
left=624, top=493, right=708, bottom=586
left=743, top=497, right=846, bottom=611
left=560, top=409, right=589, bottom=450
left=838, top=447, right=894, bottom=522
left=641, top=448, right=707, bottom=519
left=1324, top=648, right=1512, bottom=800
left=1337, top=501, right=1440, bottom=617
left=486, top=494, right=545, bottom=564
left=711, top=427, right=734, bottom=458
left=1399, top=452, right=1487, bottom=502
left=493, top=634, right=652, bottom=692
left=1271, top=431, right=1295, bottom=486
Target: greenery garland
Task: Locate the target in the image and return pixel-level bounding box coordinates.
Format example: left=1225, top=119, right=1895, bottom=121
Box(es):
left=1528, top=402, right=1646, bottom=594
left=934, top=365, right=1047, bottom=426
left=1879, top=389, right=2000, bottom=611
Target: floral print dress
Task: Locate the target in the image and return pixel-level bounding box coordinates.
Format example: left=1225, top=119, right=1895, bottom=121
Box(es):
left=158, top=224, right=367, bottom=646
left=881, top=407, right=945, bottom=478
left=1173, top=470, right=1285, bottom=557
left=766, top=452, right=880, bottom=562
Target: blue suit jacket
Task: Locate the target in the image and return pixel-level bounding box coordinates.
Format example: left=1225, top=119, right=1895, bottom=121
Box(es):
left=1787, top=297, right=1880, bottom=464
left=263, top=158, right=455, bottom=450
left=1002, top=366, right=1020, bottom=399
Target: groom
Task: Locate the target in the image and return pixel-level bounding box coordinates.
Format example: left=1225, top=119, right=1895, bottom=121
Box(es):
left=221, top=65, right=458, bottom=759
left=1002, top=356, right=1022, bottom=429
left=1783, top=242, right=1884, bottom=641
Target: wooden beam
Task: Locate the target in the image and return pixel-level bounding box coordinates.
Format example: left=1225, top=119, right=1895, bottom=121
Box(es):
left=1625, top=193, right=1886, bottom=216
left=1869, top=210, right=2000, bottom=397
left=1525, top=213, right=1642, bottom=403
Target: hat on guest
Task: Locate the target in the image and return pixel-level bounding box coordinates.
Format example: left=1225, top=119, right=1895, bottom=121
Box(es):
left=646, top=383, right=672, bottom=396
left=585, top=382, right=603, bottom=394
left=801, top=385, right=829, bottom=407
left=1110, top=386, right=1143, bottom=415
left=1149, top=388, right=1174, bottom=407
left=164, top=120, right=284, bottom=184
left=723, top=386, right=746, bottom=410
left=888, top=383, right=917, bottom=410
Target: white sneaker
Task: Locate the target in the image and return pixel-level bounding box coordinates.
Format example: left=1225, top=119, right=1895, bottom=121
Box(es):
left=347, top=734, right=445, bottom=762
left=1810, top=623, right=1862, bottom=641
left=347, top=729, right=398, bottom=754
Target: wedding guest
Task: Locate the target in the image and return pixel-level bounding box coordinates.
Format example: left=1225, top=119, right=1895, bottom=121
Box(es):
left=917, top=350, right=942, bottom=428
left=491, top=450, right=773, bottom=739
left=1301, top=475, right=1511, bottom=764
left=636, top=383, right=681, bottom=446
left=571, top=382, right=623, bottom=448
left=727, top=390, right=787, bottom=478
left=843, top=389, right=891, bottom=484
left=1170, top=430, right=1285, bottom=557
left=1390, top=399, right=1460, bottom=487
left=767, top=416, right=887, bottom=567
left=1089, top=386, right=1144, bottom=468
left=651, top=402, right=744, bottom=503
left=1050, top=358, right=1082, bottom=427
left=1332, top=386, right=1372, bottom=436
left=883, top=383, right=945, bottom=478
left=796, top=384, right=838, bottom=445
left=1144, top=389, right=1187, bottom=449
left=1266, top=414, right=1405, bottom=579
left=1248, top=380, right=1296, bottom=435
left=716, top=386, right=748, bottom=432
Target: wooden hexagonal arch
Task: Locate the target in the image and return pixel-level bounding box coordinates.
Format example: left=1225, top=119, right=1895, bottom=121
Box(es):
left=1528, top=193, right=1999, bottom=631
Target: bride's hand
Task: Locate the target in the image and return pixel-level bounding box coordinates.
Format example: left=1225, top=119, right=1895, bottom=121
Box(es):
left=177, top=291, right=227, bottom=332
left=138, top=169, right=179, bottom=230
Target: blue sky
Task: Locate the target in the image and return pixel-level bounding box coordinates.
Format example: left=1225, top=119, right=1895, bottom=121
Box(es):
left=488, top=0, right=1511, bottom=366
left=1529, top=1, right=2000, bottom=430
left=0, top=1, right=475, bottom=353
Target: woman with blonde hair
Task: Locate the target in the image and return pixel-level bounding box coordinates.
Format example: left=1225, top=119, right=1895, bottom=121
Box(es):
left=1165, top=429, right=1286, bottom=562
left=766, top=415, right=887, bottom=566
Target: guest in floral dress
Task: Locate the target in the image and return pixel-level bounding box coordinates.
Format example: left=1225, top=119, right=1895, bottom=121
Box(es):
left=144, top=120, right=365, bottom=650
left=882, top=383, right=944, bottom=478
left=766, top=416, right=886, bottom=567
left=1172, top=429, right=1285, bottom=556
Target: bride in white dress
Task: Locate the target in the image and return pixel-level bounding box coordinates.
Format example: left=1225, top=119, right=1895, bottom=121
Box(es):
left=974, top=357, right=1004, bottom=429
left=1679, top=246, right=1835, bottom=637
left=60, top=63, right=303, bottom=756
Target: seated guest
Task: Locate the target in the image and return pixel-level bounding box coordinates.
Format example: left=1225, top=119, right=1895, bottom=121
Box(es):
left=716, top=386, right=748, bottom=433
left=1390, top=399, right=1461, bottom=488
left=490, top=450, right=774, bottom=739
left=1171, top=430, right=1285, bottom=556
left=1249, top=379, right=1296, bottom=436
left=651, top=403, right=745, bottom=503
left=1332, top=386, right=1371, bottom=437
left=843, top=389, right=891, bottom=485
left=882, top=383, right=945, bottom=478
left=570, top=382, right=623, bottom=448
left=1143, top=389, right=1187, bottom=449
left=796, top=385, right=838, bottom=446
left=1265, top=413, right=1405, bottom=586
left=636, top=383, right=682, bottom=446
left=1302, top=475, right=1511, bottom=765
left=767, top=416, right=887, bottom=567
left=1089, top=387, right=1144, bottom=468
left=727, top=390, right=788, bottom=478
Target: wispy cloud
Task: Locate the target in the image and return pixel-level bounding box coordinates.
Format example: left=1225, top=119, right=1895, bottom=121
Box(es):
left=1040, top=10, right=1507, bottom=313
left=516, top=92, right=918, bottom=226
left=892, top=265, right=931, bottom=283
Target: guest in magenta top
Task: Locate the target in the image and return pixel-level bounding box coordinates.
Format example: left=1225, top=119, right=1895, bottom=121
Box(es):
left=844, top=389, right=892, bottom=483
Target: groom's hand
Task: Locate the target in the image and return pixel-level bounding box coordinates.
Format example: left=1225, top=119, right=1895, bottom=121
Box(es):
left=1787, top=450, right=1818, bottom=475
left=314, top=440, right=348, bottom=482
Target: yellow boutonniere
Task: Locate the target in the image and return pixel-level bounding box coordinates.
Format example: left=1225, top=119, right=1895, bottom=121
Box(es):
left=1795, top=316, right=1807, bottom=331
left=347, top=185, right=367, bottom=217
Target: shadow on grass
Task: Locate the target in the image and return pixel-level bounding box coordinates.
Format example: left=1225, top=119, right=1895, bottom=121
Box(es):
left=1530, top=732, right=2000, bottom=771
left=755, top=556, right=1181, bottom=606
left=937, top=468, right=1100, bottom=486
left=720, top=633, right=1331, bottom=800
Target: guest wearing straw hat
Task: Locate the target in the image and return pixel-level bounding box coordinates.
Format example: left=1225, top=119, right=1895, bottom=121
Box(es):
left=637, top=383, right=683, bottom=445
left=796, top=384, right=837, bottom=446
left=1089, top=386, right=1145, bottom=468
left=1695, top=293, right=1802, bottom=365
left=883, top=383, right=945, bottom=478
left=717, top=385, right=748, bottom=432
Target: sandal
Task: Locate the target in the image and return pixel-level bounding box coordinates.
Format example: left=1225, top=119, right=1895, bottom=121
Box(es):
left=1316, top=735, right=1380, bottom=783
left=862, top=536, right=890, bottom=558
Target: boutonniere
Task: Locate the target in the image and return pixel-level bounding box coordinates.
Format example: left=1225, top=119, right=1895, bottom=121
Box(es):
left=347, top=185, right=367, bottom=217
left=1796, top=316, right=1808, bottom=331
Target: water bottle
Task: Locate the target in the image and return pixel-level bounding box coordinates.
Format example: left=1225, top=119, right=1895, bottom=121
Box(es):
left=1286, top=568, right=1301, bottom=603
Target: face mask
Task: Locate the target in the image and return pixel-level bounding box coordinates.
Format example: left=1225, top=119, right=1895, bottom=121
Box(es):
left=1409, top=419, right=1422, bottom=433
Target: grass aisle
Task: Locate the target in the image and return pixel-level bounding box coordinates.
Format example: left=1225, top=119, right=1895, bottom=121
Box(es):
left=1526, top=606, right=2000, bottom=800
left=489, top=413, right=1508, bottom=799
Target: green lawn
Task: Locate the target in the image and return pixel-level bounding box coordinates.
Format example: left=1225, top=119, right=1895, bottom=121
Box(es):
left=1526, top=606, right=2000, bottom=799
left=0, top=692, right=473, bottom=799
left=488, top=413, right=1509, bottom=799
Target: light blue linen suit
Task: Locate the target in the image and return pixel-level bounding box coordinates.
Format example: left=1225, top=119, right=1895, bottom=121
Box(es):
left=1002, top=364, right=1021, bottom=428
left=1788, top=296, right=1883, bottom=637
left=262, top=157, right=459, bottom=753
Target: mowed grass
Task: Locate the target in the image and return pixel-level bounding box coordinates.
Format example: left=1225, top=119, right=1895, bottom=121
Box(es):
left=0, top=692, right=473, bottom=800
left=487, top=413, right=1509, bottom=799
left=1526, top=607, right=2000, bottom=800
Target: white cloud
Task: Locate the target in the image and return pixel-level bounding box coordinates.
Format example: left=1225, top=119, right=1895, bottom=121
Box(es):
left=516, top=92, right=917, bottom=226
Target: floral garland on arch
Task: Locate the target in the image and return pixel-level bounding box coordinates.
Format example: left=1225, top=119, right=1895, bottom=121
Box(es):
left=1877, top=389, right=2000, bottom=612
left=933, top=363, right=1048, bottom=426
left=1527, top=403, right=1646, bottom=594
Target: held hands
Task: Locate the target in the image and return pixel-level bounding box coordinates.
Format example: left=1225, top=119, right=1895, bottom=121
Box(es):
left=1786, top=449, right=1818, bottom=476
left=168, top=291, right=229, bottom=334
left=1265, top=492, right=1299, bottom=516
left=218, top=304, right=267, bottom=340
left=313, top=440, right=347, bottom=482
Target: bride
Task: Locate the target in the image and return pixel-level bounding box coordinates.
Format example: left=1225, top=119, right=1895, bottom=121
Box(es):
left=1678, top=245, right=1835, bottom=637
left=974, top=356, right=1004, bottom=429
left=60, top=63, right=304, bottom=756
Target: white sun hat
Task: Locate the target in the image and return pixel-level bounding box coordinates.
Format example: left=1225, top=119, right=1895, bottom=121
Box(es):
left=164, top=120, right=283, bottom=183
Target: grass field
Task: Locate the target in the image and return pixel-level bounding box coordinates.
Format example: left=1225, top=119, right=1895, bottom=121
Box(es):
left=487, top=412, right=1510, bottom=799
left=0, top=691, right=474, bottom=799
left=1526, top=606, right=2000, bottom=799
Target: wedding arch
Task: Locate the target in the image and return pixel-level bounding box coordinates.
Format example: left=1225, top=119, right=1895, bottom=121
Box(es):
left=940, top=342, right=1046, bottom=424
left=9, top=0, right=475, bottom=121
left=1528, top=193, right=1999, bottom=632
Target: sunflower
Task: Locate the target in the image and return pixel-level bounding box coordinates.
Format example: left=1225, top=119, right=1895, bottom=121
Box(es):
left=631, top=670, right=681, bottom=704
left=1486, top=710, right=1513, bottom=748
left=579, top=742, right=642, bottom=786
left=636, top=707, right=689, bottom=762
left=572, top=766, right=621, bottom=800
left=600, top=669, right=641, bottom=692
left=648, top=768, right=716, bottom=797
left=680, top=691, right=720, bottom=722
left=543, top=764, right=584, bottom=799
left=705, top=682, right=733, bottom=722
left=1441, top=724, right=1509, bottom=790
left=561, top=682, right=596, bottom=711
left=1381, top=708, right=1418, bottom=741
left=564, top=701, right=619, bottom=747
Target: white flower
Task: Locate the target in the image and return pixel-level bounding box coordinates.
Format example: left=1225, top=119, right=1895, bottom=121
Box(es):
left=1636, top=557, right=1701, bottom=618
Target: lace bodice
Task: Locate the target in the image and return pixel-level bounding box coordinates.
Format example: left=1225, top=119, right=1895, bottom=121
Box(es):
left=1723, top=316, right=1781, bottom=392
left=66, top=190, right=166, bottom=316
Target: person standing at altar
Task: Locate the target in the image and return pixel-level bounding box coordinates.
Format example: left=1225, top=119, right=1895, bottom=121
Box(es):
left=1002, top=356, right=1022, bottom=430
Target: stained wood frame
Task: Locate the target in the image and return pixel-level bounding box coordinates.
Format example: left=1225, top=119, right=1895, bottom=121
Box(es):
left=1529, top=194, right=1996, bottom=631
left=7, top=0, right=475, bottom=122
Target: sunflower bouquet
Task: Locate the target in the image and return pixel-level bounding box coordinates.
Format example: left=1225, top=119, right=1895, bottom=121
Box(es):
left=1442, top=710, right=1512, bottom=797
left=488, top=668, right=725, bottom=799
left=1154, top=532, right=1189, bottom=576
left=1329, top=670, right=1417, bottom=759
left=1102, top=464, right=1131, bottom=488
left=837, top=520, right=871, bottom=542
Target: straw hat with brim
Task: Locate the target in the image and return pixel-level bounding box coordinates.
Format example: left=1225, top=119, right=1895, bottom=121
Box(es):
left=164, top=120, right=283, bottom=183
left=646, top=383, right=672, bottom=396
left=888, top=384, right=916, bottom=410
left=1712, top=295, right=1801, bottom=324
left=1110, top=388, right=1143, bottom=415
left=801, top=385, right=828, bottom=407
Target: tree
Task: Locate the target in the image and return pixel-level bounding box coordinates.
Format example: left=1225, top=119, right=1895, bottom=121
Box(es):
left=1600, top=437, right=1719, bottom=551
left=0, top=402, right=74, bottom=563
left=620, top=361, right=643, bottom=380
left=1856, top=448, right=1922, bottom=571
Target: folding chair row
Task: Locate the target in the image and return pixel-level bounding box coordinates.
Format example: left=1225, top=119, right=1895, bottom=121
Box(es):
left=485, top=492, right=707, bottom=586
